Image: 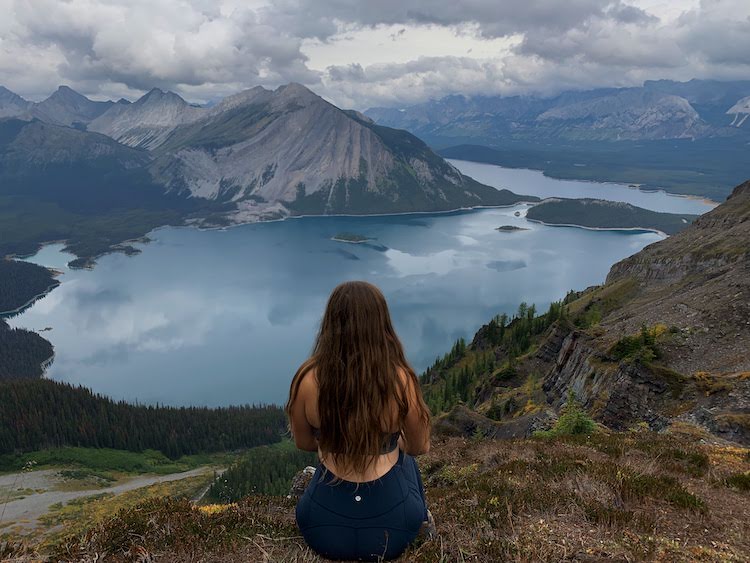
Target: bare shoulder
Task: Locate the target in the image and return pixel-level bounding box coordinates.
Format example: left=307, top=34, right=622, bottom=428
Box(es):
left=395, top=365, right=417, bottom=396
left=297, top=365, right=318, bottom=396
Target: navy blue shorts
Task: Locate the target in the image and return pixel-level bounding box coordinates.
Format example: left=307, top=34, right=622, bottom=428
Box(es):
left=295, top=450, right=427, bottom=561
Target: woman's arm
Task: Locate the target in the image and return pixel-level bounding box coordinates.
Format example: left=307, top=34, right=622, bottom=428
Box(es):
left=288, top=373, right=319, bottom=452
left=399, top=370, right=431, bottom=456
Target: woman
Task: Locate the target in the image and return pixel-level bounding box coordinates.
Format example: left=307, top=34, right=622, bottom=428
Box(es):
left=286, top=281, right=432, bottom=561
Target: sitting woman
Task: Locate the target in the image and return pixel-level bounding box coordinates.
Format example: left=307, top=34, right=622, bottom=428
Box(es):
left=286, top=280, right=432, bottom=561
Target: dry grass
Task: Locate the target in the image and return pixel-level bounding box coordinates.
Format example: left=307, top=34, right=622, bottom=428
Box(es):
left=9, top=431, right=750, bottom=562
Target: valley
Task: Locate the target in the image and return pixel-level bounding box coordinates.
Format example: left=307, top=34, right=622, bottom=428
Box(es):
left=1, top=81, right=748, bottom=561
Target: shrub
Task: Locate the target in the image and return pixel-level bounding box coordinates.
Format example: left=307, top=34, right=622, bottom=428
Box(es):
left=725, top=472, right=750, bottom=491
left=535, top=390, right=595, bottom=438
left=610, top=325, right=661, bottom=362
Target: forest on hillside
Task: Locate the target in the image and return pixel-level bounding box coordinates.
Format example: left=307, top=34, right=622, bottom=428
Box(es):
left=207, top=441, right=317, bottom=501
left=0, top=258, right=58, bottom=313
left=0, top=320, right=54, bottom=379
left=0, top=378, right=288, bottom=458
left=420, top=300, right=567, bottom=414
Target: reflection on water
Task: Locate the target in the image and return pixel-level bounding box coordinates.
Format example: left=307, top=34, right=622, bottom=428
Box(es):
left=13, top=202, right=663, bottom=407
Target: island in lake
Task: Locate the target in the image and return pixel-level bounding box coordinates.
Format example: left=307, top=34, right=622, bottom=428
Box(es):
left=526, top=198, right=697, bottom=235
left=495, top=225, right=529, bottom=232
left=331, top=232, right=372, bottom=243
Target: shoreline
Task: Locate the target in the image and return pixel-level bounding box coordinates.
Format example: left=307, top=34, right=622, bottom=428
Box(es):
left=0, top=281, right=61, bottom=317
left=186, top=200, right=539, bottom=234
left=525, top=218, right=668, bottom=237
left=40, top=352, right=55, bottom=375
left=447, top=158, right=721, bottom=208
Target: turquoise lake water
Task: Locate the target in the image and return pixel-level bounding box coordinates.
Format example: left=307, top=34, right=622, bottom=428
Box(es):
left=13, top=161, right=709, bottom=407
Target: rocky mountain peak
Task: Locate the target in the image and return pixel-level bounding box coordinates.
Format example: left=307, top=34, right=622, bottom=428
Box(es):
left=0, top=86, right=27, bottom=103
left=30, top=86, right=113, bottom=127
left=48, top=85, right=86, bottom=101
left=208, top=86, right=271, bottom=114
left=137, top=88, right=187, bottom=105
left=0, top=86, right=30, bottom=118
left=273, top=82, right=321, bottom=105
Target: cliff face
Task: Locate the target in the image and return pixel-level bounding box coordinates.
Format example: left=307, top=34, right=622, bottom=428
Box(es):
left=541, top=182, right=749, bottom=442
left=603, top=180, right=750, bottom=375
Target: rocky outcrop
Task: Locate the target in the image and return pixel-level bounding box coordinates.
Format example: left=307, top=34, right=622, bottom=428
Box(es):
left=539, top=328, right=674, bottom=431
left=727, top=96, right=750, bottom=127
left=434, top=404, right=555, bottom=439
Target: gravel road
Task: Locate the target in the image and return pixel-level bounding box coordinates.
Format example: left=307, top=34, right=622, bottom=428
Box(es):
left=0, top=467, right=210, bottom=534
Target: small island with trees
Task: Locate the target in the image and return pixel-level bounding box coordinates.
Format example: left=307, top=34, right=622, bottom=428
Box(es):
left=331, top=232, right=372, bottom=243
left=526, top=198, right=697, bottom=235
left=495, top=225, right=529, bottom=232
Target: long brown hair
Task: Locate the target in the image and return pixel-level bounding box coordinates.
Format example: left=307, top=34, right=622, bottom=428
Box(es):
left=286, top=281, right=430, bottom=474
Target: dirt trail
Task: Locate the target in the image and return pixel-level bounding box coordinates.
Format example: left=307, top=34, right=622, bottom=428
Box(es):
left=0, top=467, right=210, bottom=533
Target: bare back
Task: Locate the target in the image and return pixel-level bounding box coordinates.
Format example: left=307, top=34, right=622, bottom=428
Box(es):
left=288, top=366, right=430, bottom=482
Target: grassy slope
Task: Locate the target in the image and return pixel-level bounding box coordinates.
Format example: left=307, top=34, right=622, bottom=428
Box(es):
left=28, top=430, right=750, bottom=562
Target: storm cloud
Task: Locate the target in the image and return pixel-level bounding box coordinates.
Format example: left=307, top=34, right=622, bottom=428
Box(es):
left=1, top=0, right=748, bottom=109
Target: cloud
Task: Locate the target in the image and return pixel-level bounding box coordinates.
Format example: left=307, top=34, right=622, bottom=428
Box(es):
left=0, top=0, right=748, bottom=109
left=2, top=0, right=318, bottom=100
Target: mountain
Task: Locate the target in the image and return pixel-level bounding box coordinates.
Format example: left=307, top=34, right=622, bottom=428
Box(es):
left=88, top=88, right=203, bottom=149
left=88, top=82, right=529, bottom=220
left=0, top=85, right=113, bottom=128
left=535, top=90, right=706, bottom=140
left=0, top=86, right=31, bottom=118
left=0, top=118, right=151, bottom=204
left=421, top=179, right=750, bottom=444
left=0, top=118, right=204, bottom=264
left=366, top=79, right=750, bottom=143
left=365, top=80, right=750, bottom=200
left=0, top=83, right=528, bottom=264
left=27, top=86, right=113, bottom=128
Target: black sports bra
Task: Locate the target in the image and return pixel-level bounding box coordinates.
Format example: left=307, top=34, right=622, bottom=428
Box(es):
left=311, top=427, right=401, bottom=454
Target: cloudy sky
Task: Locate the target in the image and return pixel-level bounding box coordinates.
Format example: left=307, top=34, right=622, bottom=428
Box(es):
left=1, top=0, right=749, bottom=109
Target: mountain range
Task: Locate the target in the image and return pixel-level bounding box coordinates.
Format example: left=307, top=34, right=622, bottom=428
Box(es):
left=0, top=83, right=526, bottom=225
left=365, top=79, right=750, bottom=200
left=366, top=79, right=750, bottom=143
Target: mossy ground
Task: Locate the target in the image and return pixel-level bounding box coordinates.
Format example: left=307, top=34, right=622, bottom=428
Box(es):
left=6, top=429, right=748, bottom=562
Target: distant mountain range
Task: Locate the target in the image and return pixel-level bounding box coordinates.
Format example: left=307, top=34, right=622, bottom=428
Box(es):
left=366, top=79, right=750, bottom=143
left=365, top=80, right=750, bottom=200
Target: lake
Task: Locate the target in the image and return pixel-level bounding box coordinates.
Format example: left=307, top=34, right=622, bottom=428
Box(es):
left=448, top=159, right=716, bottom=214
left=13, top=161, right=702, bottom=407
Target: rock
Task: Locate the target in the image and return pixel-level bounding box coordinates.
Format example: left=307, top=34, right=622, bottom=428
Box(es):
left=289, top=466, right=316, bottom=499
